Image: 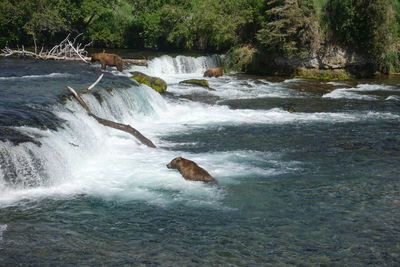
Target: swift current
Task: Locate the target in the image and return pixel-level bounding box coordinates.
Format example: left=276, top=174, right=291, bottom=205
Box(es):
left=0, top=55, right=399, bottom=265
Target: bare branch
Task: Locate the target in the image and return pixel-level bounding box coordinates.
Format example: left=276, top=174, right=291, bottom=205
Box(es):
left=66, top=86, right=90, bottom=112
left=2, top=33, right=92, bottom=62
left=87, top=74, right=104, bottom=91
left=72, top=33, right=84, bottom=45
left=67, top=39, right=89, bottom=63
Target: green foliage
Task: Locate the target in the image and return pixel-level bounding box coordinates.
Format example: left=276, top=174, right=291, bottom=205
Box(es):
left=128, top=0, right=259, bottom=50
left=226, top=45, right=257, bottom=72
left=86, top=1, right=134, bottom=47
left=325, top=0, right=400, bottom=73
left=312, top=0, right=327, bottom=21
left=0, top=0, right=123, bottom=47
left=23, top=0, right=68, bottom=44
left=256, top=0, right=321, bottom=58
left=1, top=0, right=399, bottom=73
left=0, top=0, right=34, bottom=46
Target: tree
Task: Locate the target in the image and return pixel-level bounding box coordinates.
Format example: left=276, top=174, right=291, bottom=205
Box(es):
left=325, top=0, right=400, bottom=73
left=256, top=0, right=321, bottom=58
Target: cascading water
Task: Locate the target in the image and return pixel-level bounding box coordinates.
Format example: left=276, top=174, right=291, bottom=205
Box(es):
left=1, top=55, right=399, bottom=200
left=127, top=54, right=221, bottom=81
left=1, top=54, right=400, bottom=266
left=147, top=54, right=221, bottom=75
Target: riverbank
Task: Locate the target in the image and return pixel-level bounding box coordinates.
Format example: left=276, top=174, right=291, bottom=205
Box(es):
left=225, top=45, right=400, bottom=80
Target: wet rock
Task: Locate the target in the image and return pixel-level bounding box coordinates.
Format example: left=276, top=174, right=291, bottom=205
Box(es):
left=179, top=79, right=215, bottom=90
left=59, top=94, right=70, bottom=105
left=295, top=68, right=351, bottom=80
left=0, top=127, right=41, bottom=146
left=241, top=44, right=374, bottom=78
left=93, top=92, right=104, bottom=104
left=130, top=71, right=167, bottom=93
left=282, top=103, right=296, bottom=113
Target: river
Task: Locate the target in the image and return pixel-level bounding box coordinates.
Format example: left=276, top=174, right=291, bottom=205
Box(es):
left=0, top=55, right=399, bottom=265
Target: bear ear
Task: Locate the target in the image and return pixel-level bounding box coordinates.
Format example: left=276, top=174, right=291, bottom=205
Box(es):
left=176, top=157, right=183, bottom=161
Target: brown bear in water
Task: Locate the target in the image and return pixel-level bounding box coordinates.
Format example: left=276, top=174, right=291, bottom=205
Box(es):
left=91, top=53, right=123, bottom=72
left=203, top=67, right=223, bottom=78
left=167, top=157, right=218, bottom=184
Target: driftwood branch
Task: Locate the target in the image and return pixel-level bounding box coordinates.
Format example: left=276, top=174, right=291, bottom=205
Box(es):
left=87, top=74, right=104, bottom=91
left=90, top=114, right=156, bottom=148
left=67, top=39, right=89, bottom=63
left=66, top=76, right=156, bottom=148
left=1, top=33, right=148, bottom=66
left=66, top=86, right=90, bottom=112
left=1, top=34, right=91, bottom=63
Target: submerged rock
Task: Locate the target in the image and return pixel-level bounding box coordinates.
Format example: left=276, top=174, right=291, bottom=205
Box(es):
left=0, top=127, right=41, bottom=146
left=295, top=68, right=350, bottom=80
left=130, top=71, right=167, bottom=93
left=282, top=103, right=296, bottom=113
left=179, top=79, right=215, bottom=90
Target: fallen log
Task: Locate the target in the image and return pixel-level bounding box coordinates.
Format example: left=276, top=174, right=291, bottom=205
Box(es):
left=90, top=114, right=156, bottom=148
left=123, top=59, right=148, bottom=66
left=66, top=76, right=156, bottom=148
left=1, top=34, right=148, bottom=66
left=1, top=34, right=90, bottom=63
left=66, top=86, right=90, bottom=112
left=0, top=51, right=148, bottom=66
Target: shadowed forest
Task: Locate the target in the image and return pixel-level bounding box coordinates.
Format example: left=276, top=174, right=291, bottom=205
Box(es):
left=1, top=0, right=400, bottom=73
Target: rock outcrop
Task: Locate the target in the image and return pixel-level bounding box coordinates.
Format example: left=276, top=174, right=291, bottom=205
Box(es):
left=179, top=79, right=215, bottom=90
left=231, top=44, right=375, bottom=79
left=130, top=71, right=167, bottom=93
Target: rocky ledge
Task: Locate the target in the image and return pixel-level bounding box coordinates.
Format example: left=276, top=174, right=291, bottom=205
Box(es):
left=228, top=45, right=376, bottom=79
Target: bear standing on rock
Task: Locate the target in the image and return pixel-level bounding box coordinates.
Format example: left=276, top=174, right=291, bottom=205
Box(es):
left=203, top=67, right=223, bottom=78
left=167, top=157, right=218, bottom=184
left=91, top=53, right=123, bottom=72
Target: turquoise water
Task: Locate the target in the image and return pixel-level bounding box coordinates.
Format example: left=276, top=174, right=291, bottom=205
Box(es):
left=0, top=56, right=399, bottom=265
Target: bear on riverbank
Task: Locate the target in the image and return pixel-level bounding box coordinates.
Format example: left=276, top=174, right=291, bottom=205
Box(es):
left=91, top=53, right=123, bottom=72
left=203, top=67, right=223, bottom=78
left=167, top=157, right=218, bottom=184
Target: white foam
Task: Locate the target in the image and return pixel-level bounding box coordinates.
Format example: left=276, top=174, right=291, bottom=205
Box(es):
left=167, top=77, right=305, bottom=100
left=0, top=85, right=312, bottom=208
left=126, top=55, right=220, bottom=82
left=129, top=97, right=400, bottom=135
left=385, top=95, right=400, bottom=101
left=326, top=81, right=349, bottom=86
left=1, top=56, right=400, bottom=209
left=0, top=73, right=72, bottom=80
left=323, top=84, right=398, bottom=100
left=2, top=82, right=399, bottom=209
left=0, top=136, right=268, bottom=208
left=283, top=78, right=304, bottom=83
left=125, top=55, right=307, bottom=100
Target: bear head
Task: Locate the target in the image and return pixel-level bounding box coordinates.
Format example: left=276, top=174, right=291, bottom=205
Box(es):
left=90, top=53, right=99, bottom=62
left=166, top=157, right=184, bottom=169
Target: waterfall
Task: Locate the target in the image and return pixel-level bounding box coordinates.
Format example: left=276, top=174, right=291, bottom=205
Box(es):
left=3, top=54, right=392, bottom=206
left=0, top=84, right=166, bottom=191
left=127, top=54, right=221, bottom=79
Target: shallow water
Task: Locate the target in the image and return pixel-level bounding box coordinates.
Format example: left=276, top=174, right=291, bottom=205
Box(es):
left=0, top=56, right=399, bottom=265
